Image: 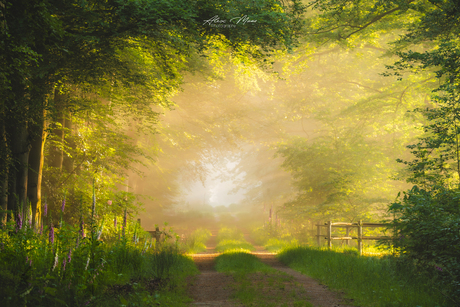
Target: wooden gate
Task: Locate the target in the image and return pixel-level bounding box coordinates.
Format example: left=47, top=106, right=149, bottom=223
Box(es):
left=316, top=221, right=391, bottom=255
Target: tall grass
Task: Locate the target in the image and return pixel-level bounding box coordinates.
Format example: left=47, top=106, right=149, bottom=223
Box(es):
left=216, top=227, right=254, bottom=252
left=0, top=203, right=197, bottom=307
left=278, top=246, right=449, bottom=307
left=180, top=228, right=211, bottom=254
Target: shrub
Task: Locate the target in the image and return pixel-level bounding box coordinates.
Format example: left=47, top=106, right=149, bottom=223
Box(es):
left=389, top=185, right=460, bottom=303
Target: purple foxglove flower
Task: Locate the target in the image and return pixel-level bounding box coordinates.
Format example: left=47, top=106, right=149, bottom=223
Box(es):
left=49, top=226, right=54, bottom=244
left=16, top=213, right=22, bottom=232
left=62, top=258, right=67, bottom=271
left=67, top=249, right=72, bottom=264
left=61, top=197, right=65, bottom=213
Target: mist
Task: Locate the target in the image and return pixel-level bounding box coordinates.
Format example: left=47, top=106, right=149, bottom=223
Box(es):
left=124, top=34, right=428, bottom=236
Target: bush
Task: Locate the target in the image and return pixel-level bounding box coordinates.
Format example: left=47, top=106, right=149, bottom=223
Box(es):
left=389, top=185, right=460, bottom=303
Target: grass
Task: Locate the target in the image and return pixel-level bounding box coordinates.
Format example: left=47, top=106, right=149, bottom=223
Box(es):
left=97, top=253, right=198, bottom=307
left=215, top=251, right=313, bottom=307
left=264, top=237, right=298, bottom=253
left=216, top=227, right=245, bottom=242
left=278, top=245, right=449, bottom=307
left=0, top=211, right=199, bottom=307
left=181, top=228, right=211, bottom=254
left=215, top=226, right=255, bottom=252
left=215, top=239, right=255, bottom=252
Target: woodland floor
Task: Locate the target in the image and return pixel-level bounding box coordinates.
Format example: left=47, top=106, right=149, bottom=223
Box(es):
left=187, top=232, right=356, bottom=307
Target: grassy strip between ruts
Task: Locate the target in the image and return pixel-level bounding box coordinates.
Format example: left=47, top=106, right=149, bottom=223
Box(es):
left=278, top=246, right=450, bottom=307
left=215, top=239, right=255, bottom=252
left=215, top=227, right=255, bottom=253
left=215, top=251, right=313, bottom=307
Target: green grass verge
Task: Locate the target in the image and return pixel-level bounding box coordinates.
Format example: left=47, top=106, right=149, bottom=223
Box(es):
left=278, top=246, right=449, bottom=307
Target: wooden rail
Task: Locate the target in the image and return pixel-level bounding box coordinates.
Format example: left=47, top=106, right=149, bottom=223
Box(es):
left=316, top=220, right=391, bottom=255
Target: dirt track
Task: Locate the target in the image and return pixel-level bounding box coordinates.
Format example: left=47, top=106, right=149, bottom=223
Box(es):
left=187, top=232, right=356, bottom=307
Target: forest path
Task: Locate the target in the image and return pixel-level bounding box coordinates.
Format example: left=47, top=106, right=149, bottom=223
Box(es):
left=187, top=230, right=355, bottom=307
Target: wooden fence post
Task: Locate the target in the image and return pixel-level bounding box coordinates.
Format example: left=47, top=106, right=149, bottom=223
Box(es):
left=346, top=226, right=350, bottom=246
left=327, top=220, right=332, bottom=249
left=317, top=222, right=321, bottom=246
left=358, top=220, right=363, bottom=255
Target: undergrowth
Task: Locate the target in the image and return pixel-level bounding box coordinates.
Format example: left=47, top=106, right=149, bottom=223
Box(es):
left=181, top=228, right=211, bottom=254
left=0, top=192, right=198, bottom=307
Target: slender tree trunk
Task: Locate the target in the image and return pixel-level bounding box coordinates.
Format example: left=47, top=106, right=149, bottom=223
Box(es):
left=27, top=111, right=46, bottom=227
left=0, top=115, right=8, bottom=225
left=8, top=121, right=30, bottom=216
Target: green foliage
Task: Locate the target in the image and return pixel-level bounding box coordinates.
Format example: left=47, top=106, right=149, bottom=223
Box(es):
left=264, top=238, right=298, bottom=253
left=250, top=226, right=272, bottom=246
left=389, top=186, right=460, bottom=303
left=277, top=135, right=388, bottom=221
left=0, top=205, right=196, bottom=307
left=180, top=228, right=211, bottom=254
left=215, top=239, right=255, bottom=253
left=278, top=246, right=448, bottom=307
left=216, top=226, right=245, bottom=242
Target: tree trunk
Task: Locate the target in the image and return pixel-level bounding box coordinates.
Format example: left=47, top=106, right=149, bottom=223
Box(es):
left=8, top=121, right=30, bottom=216
left=0, top=115, right=8, bottom=225
left=27, top=111, right=46, bottom=227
